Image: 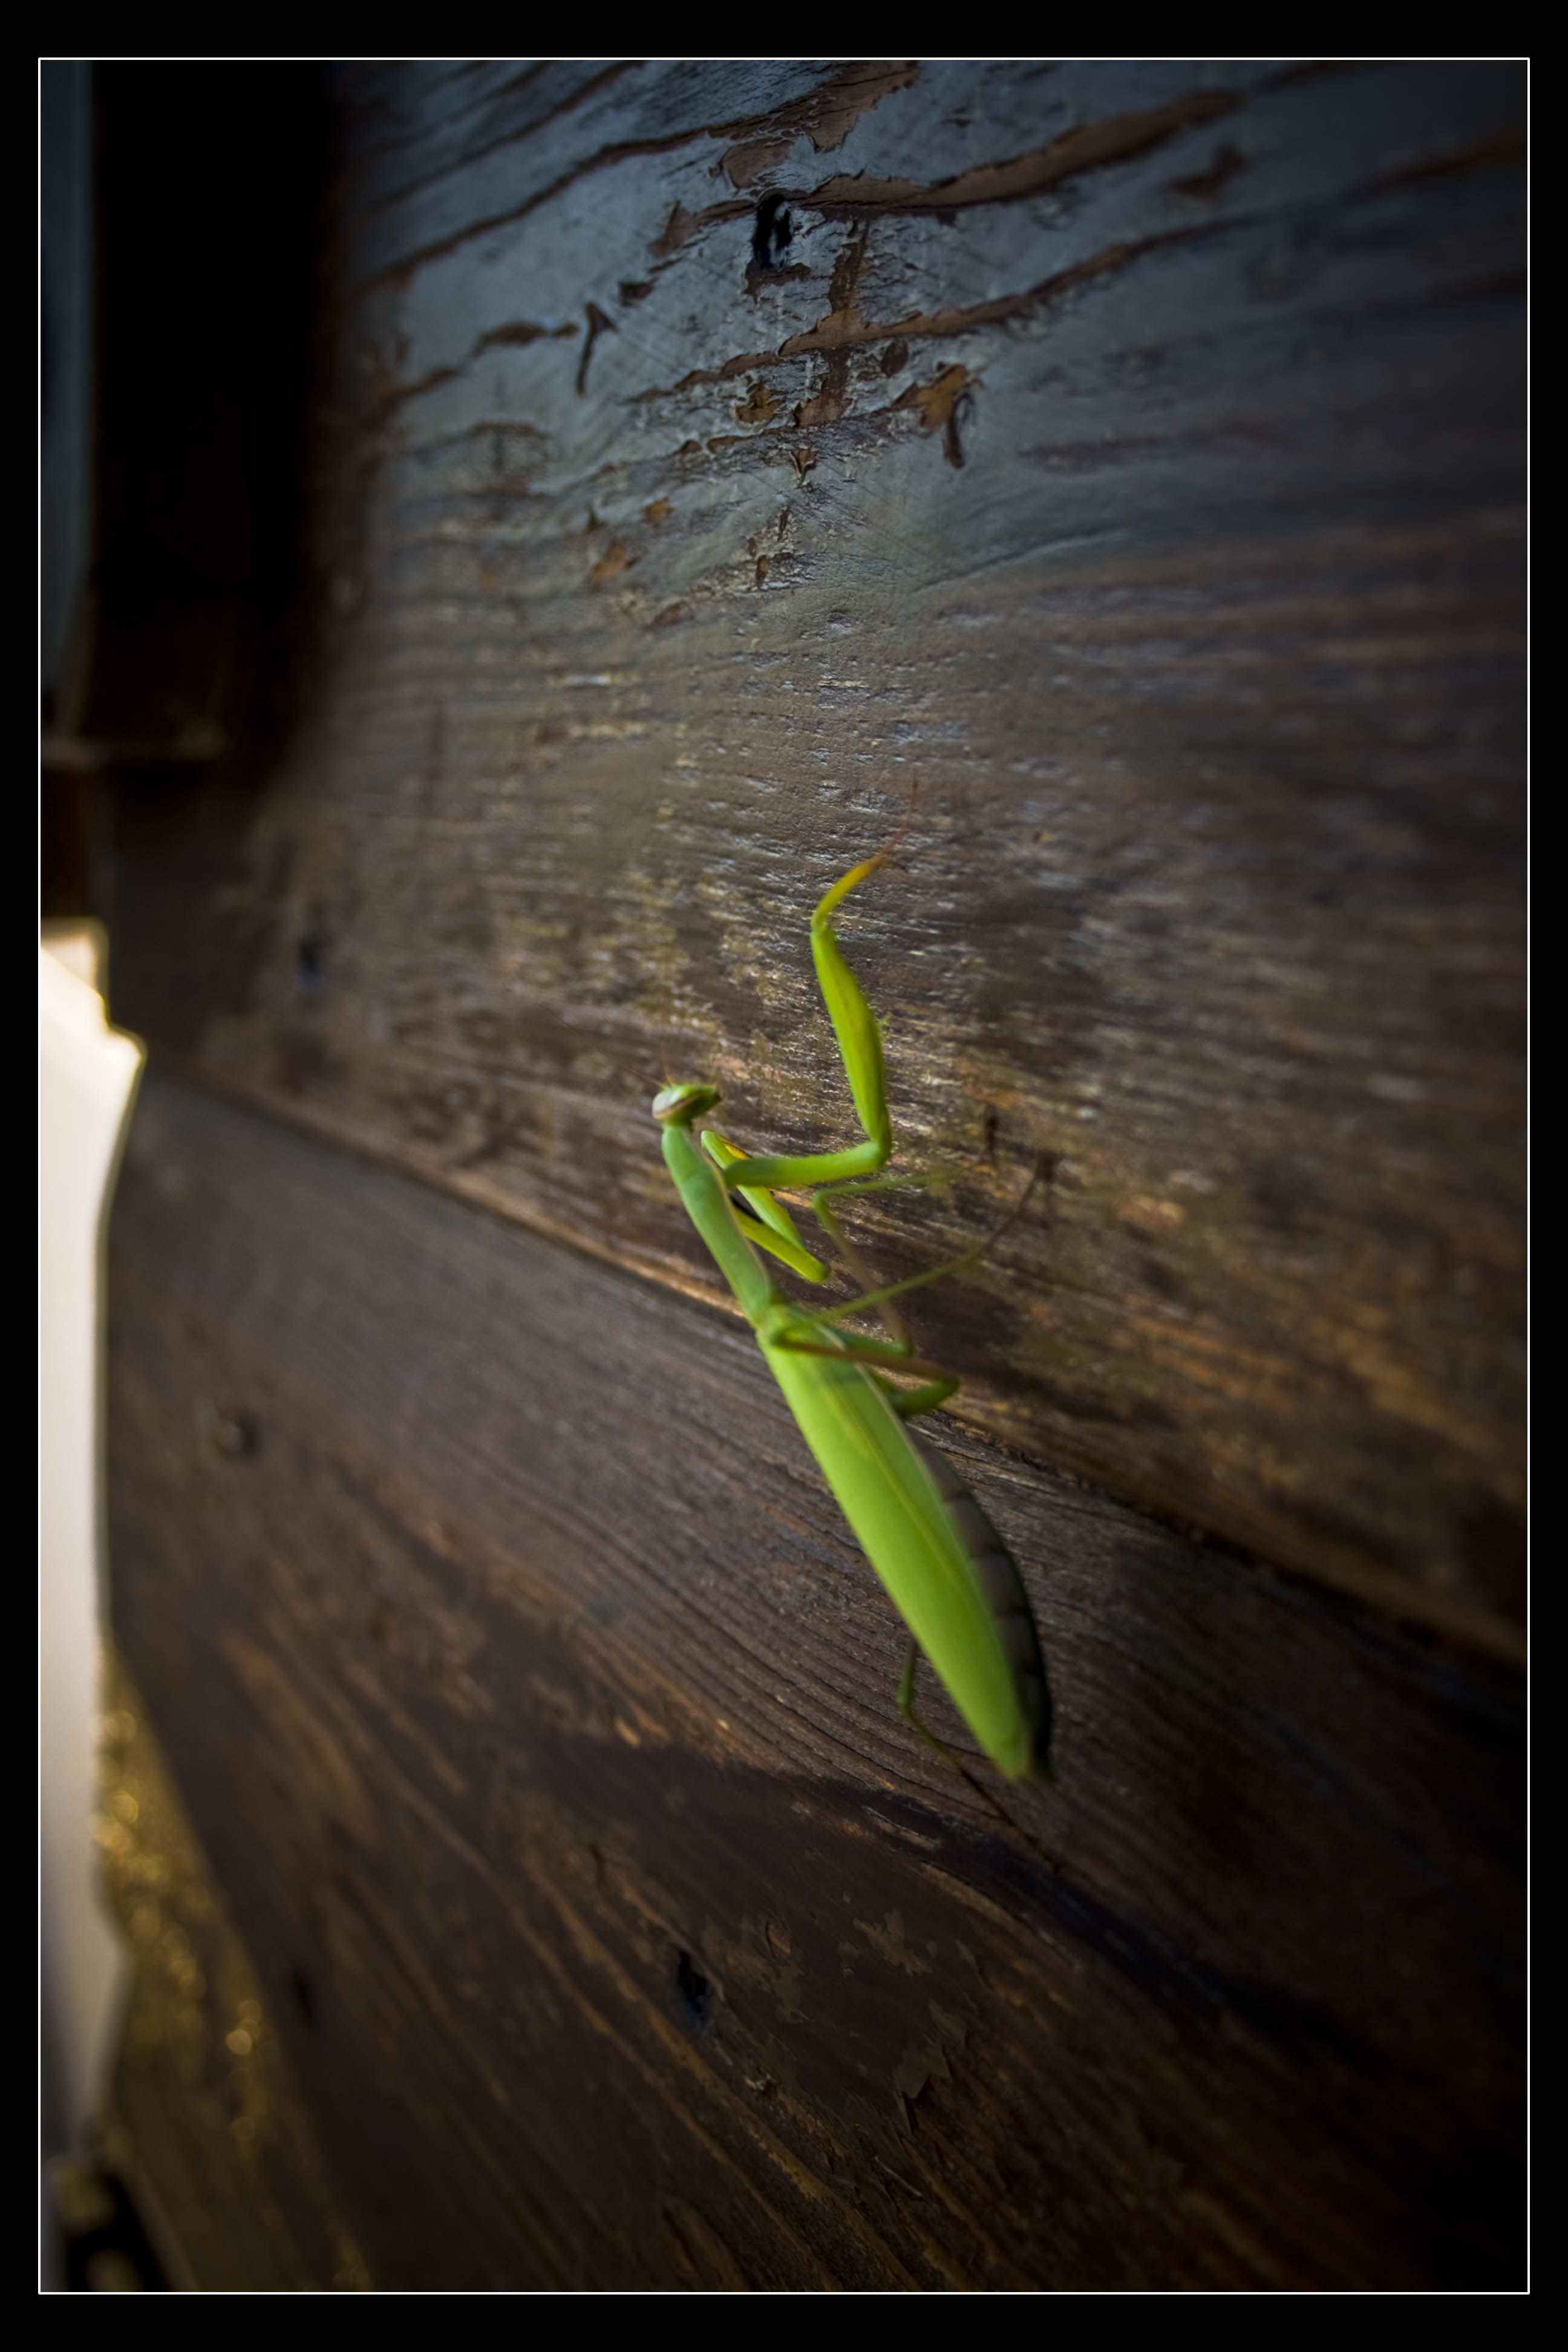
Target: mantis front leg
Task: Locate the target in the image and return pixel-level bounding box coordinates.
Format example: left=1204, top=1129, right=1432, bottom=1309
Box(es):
left=711, top=856, right=895, bottom=1194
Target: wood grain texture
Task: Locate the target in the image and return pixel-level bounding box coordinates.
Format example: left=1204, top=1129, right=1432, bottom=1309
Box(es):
left=95, top=1650, right=372, bottom=2290
left=106, top=60, right=1525, bottom=1663
left=106, top=1070, right=1523, bottom=2290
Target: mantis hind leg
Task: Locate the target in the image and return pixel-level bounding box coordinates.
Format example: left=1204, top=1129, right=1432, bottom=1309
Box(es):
left=896, top=1637, right=968, bottom=1771
left=896, top=1639, right=1062, bottom=1870
left=896, top=1638, right=1002, bottom=1791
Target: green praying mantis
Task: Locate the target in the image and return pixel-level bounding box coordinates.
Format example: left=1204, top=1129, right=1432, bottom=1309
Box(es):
left=653, top=849, right=1054, bottom=1785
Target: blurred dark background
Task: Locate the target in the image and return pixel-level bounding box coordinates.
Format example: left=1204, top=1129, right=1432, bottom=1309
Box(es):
left=42, top=60, right=333, bottom=927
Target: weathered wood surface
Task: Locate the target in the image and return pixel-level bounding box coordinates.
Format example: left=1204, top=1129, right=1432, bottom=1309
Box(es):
left=106, top=1069, right=1523, bottom=2290
left=94, top=1650, right=372, bottom=2291
left=108, top=60, right=1526, bottom=1663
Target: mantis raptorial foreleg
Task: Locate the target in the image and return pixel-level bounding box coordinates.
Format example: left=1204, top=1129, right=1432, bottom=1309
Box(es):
left=710, top=856, right=895, bottom=1195
left=701, top=1130, right=829, bottom=1282
left=707, top=840, right=1031, bottom=1420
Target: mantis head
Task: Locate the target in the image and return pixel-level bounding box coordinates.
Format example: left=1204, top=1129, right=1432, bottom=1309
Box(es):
left=652, top=1080, right=721, bottom=1126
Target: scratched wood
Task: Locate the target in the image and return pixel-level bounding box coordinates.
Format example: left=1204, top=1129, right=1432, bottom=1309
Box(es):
left=105, top=1069, right=1522, bottom=2290
left=105, top=60, right=1526, bottom=1667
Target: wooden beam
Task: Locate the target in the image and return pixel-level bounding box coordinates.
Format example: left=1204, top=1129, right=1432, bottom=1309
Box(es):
left=107, top=1070, right=1523, bottom=2289
left=106, top=62, right=1524, bottom=1658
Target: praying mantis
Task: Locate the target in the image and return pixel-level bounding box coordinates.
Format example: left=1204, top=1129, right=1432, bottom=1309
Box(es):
left=653, top=851, right=1054, bottom=1783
